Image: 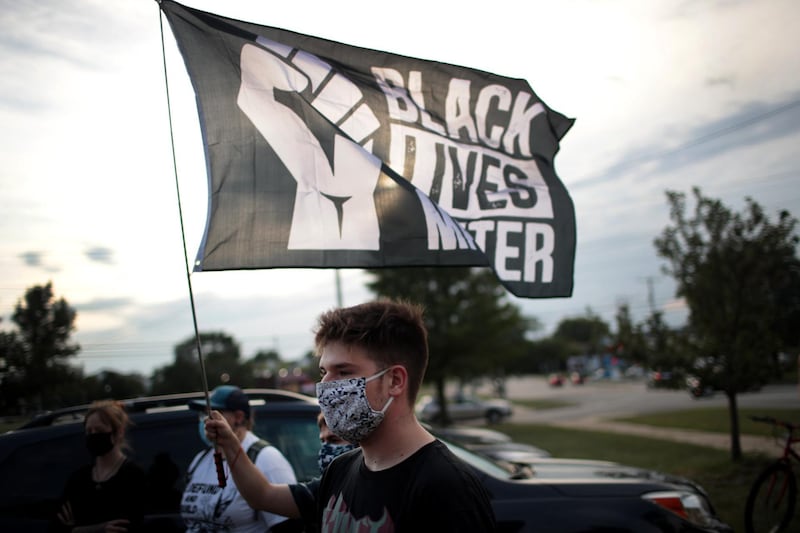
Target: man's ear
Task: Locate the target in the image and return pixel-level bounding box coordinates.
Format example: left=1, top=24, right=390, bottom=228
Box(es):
left=387, top=365, right=408, bottom=396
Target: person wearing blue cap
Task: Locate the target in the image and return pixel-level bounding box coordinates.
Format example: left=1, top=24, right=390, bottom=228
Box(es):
left=181, top=385, right=301, bottom=532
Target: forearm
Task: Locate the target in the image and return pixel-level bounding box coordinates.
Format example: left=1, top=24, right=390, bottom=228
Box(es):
left=221, top=444, right=301, bottom=518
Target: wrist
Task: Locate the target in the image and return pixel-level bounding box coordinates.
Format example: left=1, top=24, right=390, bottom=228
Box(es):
left=228, top=445, right=244, bottom=469
left=221, top=443, right=242, bottom=463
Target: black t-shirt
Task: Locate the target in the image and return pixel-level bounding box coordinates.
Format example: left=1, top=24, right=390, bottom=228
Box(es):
left=292, top=440, right=495, bottom=532
left=51, top=460, right=147, bottom=532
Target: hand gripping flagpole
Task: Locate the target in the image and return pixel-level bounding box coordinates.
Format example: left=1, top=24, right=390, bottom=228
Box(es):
left=158, top=3, right=226, bottom=488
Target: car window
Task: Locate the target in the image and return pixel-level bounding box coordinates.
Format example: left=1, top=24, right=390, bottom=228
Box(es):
left=254, top=412, right=320, bottom=482
left=126, top=413, right=205, bottom=512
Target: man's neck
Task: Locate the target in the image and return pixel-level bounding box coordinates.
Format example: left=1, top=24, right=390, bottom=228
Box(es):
left=360, top=412, right=434, bottom=471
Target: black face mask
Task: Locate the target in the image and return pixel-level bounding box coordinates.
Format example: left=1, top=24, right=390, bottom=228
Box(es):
left=85, top=432, right=114, bottom=457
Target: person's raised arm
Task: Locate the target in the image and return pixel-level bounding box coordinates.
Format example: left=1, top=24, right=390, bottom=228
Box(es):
left=205, top=411, right=301, bottom=518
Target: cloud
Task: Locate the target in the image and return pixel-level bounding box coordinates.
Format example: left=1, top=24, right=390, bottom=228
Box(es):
left=74, top=296, right=132, bottom=313
left=570, top=93, right=800, bottom=191
left=18, top=250, right=60, bottom=272
left=0, top=0, right=151, bottom=111
left=19, top=251, right=43, bottom=267
left=84, top=246, right=114, bottom=265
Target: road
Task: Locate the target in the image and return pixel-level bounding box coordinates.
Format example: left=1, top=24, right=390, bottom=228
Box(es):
left=493, top=376, right=797, bottom=423
left=470, top=376, right=799, bottom=453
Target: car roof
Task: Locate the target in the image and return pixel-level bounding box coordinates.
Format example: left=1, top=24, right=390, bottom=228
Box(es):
left=17, top=388, right=317, bottom=429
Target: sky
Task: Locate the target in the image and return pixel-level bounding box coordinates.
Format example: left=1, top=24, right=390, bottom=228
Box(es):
left=1, top=0, right=798, bottom=377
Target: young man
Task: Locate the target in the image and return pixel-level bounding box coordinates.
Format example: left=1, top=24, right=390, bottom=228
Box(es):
left=206, top=300, right=496, bottom=531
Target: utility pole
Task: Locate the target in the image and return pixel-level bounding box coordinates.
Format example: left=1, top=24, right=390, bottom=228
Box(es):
left=335, top=270, right=343, bottom=307
left=639, top=276, right=657, bottom=313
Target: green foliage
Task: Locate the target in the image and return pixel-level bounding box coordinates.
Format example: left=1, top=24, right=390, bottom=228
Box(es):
left=612, top=304, right=647, bottom=363
left=83, top=371, right=147, bottom=401
left=615, top=305, right=691, bottom=372
left=654, top=187, right=799, bottom=458
left=365, top=266, right=535, bottom=423
left=366, top=267, right=535, bottom=380
left=151, top=331, right=250, bottom=394
left=553, top=308, right=610, bottom=355
left=0, top=282, right=83, bottom=413
left=506, top=336, right=571, bottom=374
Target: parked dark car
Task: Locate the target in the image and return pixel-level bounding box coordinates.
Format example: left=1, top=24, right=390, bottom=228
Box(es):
left=0, top=390, right=320, bottom=533
left=0, top=389, right=732, bottom=532
left=429, top=424, right=551, bottom=461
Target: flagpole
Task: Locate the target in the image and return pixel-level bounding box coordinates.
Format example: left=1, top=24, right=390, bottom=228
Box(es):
left=158, top=5, right=226, bottom=488
left=335, top=270, right=343, bottom=307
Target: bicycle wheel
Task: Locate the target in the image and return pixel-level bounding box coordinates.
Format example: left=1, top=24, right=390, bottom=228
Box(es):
left=744, top=461, right=797, bottom=533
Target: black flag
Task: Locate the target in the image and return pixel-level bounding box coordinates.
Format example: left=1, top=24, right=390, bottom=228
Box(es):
left=161, top=0, right=575, bottom=297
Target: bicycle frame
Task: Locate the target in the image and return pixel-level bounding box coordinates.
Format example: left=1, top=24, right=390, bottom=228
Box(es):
left=773, top=420, right=799, bottom=464
left=745, top=416, right=799, bottom=533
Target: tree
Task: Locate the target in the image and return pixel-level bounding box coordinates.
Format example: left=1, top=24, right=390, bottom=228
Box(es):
left=614, top=304, right=689, bottom=372
left=83, top=371, right=147, bottom=400
left=612, top=304, right=648, bottom=365
left=553, top=309, right=610, bottom=356
left=151, top=332, right=251, bottom=394
left=251, top=349, right=283, bottom=388
left=505, top=336, right=571, bottom=375
left=654, top=187, right=799, bottom=460
left=641, top=311, right=691, bottom=371
left=365, top=266, right=536, bottom=424
left=0, top=282, right=82, bottom=412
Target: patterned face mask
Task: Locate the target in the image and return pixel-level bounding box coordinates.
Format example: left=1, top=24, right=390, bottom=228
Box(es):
left=317, top=442, right=358, bottom=472
left=316, top=367, right=394, bottom=443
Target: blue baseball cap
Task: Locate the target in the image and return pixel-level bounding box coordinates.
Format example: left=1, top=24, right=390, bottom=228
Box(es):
left=189, top=385, right=250, bottom=418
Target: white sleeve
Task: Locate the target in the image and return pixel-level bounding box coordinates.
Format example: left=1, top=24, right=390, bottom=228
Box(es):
left=254, top=446, right=299, bottom=528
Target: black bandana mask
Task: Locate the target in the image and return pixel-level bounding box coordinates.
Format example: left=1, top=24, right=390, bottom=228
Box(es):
left=85, top=432, right=114, bottom=457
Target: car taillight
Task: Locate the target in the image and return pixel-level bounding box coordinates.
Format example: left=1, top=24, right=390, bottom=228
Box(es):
left=642, top=491, right=722, bottom=529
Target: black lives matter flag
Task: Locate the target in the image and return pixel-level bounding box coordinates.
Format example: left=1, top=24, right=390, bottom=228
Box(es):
left=161, top=0, right=575, bottom=298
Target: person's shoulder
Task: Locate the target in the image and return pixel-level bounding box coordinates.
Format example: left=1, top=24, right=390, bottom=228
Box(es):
left=190, top=447, right=213, bottom=462
left=324, top=446, right=362, bottom=477
left=418, top=440, right=479, bottom=478
left=417, top=441, right=493, bottom=515
left=254, top=445, right=284, bottom=466
left=251, top=441, right=297, bottom=481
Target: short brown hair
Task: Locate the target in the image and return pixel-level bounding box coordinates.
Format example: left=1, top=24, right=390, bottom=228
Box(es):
left=314, top=300, right=428, bottom=405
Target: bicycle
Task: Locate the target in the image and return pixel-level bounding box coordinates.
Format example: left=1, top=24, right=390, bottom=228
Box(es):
left=744, top=415, right=799, bottom=533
